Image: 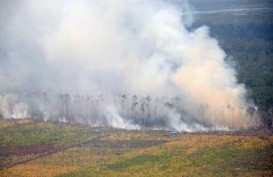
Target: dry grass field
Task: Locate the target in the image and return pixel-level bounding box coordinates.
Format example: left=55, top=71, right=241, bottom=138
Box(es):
left=0, top=119, right=272, bottom=177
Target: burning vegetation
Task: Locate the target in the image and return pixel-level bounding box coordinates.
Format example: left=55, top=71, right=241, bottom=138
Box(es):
left=0, top=0, right=272, bottom=176
left=0, top=93, right=259, bottom=131
left=0, top=0, right=263, bottom=131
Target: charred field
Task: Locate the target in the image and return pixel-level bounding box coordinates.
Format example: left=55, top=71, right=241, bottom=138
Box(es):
left=0, top=119, right=272, bottom=177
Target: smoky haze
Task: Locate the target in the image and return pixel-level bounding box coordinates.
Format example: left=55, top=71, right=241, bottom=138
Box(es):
left=0, top=0, right=258, bottom=131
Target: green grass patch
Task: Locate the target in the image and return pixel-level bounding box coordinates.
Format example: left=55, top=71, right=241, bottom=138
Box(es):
left=0, top=121, right=96, bottom=146
left=105, top=154, right=166, bottom=171
left=58, top=137, right=273, bottom=177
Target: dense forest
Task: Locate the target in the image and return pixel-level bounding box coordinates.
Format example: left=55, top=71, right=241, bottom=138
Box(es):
left=189, top=0, right=273, bottom=129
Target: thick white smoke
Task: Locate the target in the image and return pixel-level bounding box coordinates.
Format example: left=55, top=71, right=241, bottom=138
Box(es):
left=0, top=0, right=257, bottom=131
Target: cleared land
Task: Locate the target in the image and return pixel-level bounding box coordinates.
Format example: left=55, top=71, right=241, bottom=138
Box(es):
left=0, top=119, right=272, bottom=177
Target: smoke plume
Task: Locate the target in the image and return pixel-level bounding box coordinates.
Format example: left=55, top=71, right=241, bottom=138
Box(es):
left=0, top=0, right=257, bottom=131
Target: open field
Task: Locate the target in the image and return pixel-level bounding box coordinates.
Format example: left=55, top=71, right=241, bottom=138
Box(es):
left=0, top=119, right=272, bottom=177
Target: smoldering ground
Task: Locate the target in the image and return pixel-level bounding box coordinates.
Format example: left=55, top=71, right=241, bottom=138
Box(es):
left=0, top=0, right=258, bottom=131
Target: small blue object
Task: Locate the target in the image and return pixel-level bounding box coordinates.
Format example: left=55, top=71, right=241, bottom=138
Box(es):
left=93, top=129, right=100, bottom=134
left=171, top=130, right=178, bottom=136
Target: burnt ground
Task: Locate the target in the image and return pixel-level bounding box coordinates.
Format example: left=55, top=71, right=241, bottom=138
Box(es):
left=81, top=140, right=166, bottom=149
left=0, top=134, right=168, bottom=171
left=0, top=144, right=63, bottom=156
left=0, top=144, right=65, bottom=170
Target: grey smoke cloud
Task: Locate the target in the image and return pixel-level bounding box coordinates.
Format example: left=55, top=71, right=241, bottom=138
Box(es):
left=0, top=0, right=257, bottom=131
